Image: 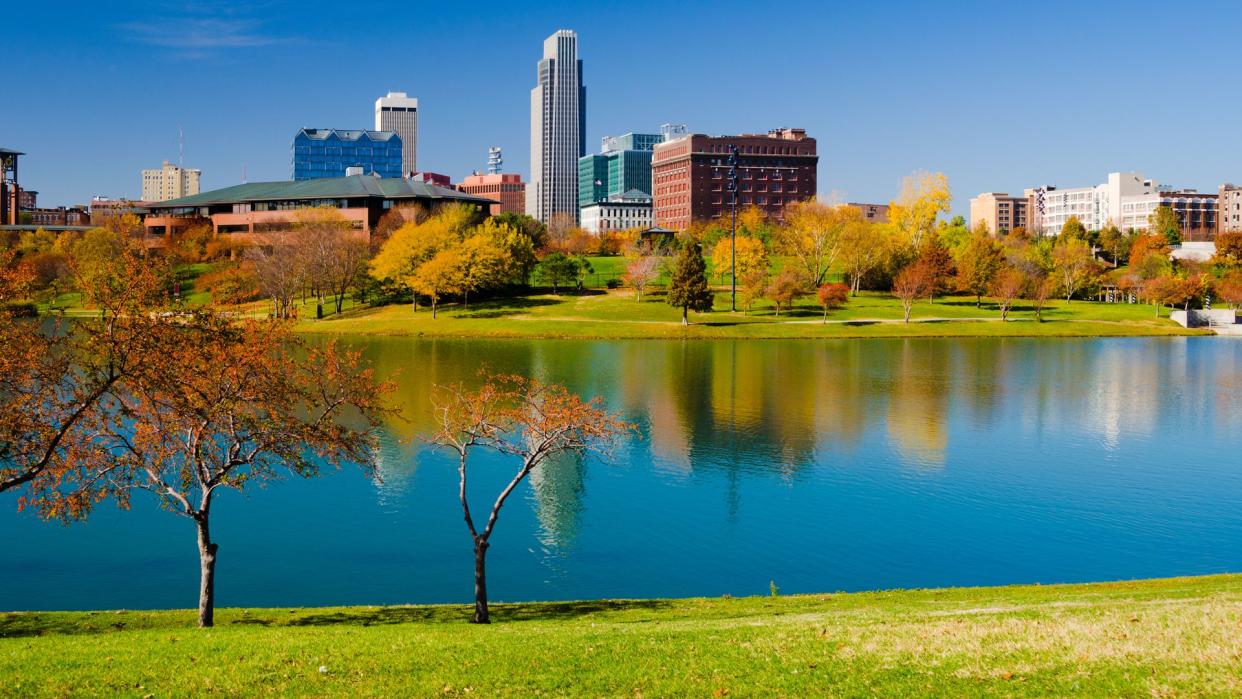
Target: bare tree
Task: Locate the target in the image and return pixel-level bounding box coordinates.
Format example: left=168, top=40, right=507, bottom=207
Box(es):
left=247, top=235, right=303, bottom=319
left=430, top=374, right=634, bottom=624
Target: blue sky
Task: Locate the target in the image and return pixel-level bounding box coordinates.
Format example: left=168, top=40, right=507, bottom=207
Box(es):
left=4, top=0, right=1240, bottom=216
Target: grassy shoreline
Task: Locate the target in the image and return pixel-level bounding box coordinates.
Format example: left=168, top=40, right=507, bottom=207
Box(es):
left=288, top=289, right=1208, bottom=340
left=4, top=573, right=1241, bottom=696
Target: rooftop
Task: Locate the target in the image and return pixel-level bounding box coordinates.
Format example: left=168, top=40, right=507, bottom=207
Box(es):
left=295, top=129, right=400, bottom=143
left=146, top=175, right=494, bottom=209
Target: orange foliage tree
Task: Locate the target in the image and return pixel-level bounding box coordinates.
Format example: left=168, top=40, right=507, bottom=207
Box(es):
left=35, top=314, right=392, bottom=628
left=1, top=244, right=169, bottom=497
left=430, top=374, right=634, bottom=623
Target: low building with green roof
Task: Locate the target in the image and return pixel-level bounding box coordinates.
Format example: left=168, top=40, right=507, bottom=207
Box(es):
left=142, top=174, right=493, bottom=240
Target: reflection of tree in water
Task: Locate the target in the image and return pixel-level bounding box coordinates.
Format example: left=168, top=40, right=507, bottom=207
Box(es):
left=527, top=451, right=587, bottom=551
left=885, top=339, right=950, bottom=469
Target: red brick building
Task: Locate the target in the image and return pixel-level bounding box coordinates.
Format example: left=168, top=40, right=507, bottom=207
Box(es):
left=651, top=128, right=817, bottom=230
left=456, top=173, right=526, bottom=215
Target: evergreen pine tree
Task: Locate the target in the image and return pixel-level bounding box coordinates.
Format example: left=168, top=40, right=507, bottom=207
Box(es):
left=666, top=242, right=715, bottom=325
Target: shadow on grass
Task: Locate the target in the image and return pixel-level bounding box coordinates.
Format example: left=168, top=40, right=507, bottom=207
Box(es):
left=0, top=599, right=677, bottom=638
left=455, top=296, right=562, bottom=319
left=287, top=598, right=674, bottom=628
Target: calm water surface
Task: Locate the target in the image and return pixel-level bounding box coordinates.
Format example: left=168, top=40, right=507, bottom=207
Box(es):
left=3, top=336, right=1242, bottom=611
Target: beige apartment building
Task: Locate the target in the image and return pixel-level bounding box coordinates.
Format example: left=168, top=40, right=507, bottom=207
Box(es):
left=1220, top=184, right=1242, bottom=233
left=969, top=192, right=1031, bottom=235
left=141, top=161, right=201, bottom=202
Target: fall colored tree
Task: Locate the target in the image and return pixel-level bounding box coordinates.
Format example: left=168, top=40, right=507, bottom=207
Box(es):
left=955, top=232, right=1005, bottom=306
left=429, top=373, right=633, bottom=623
left=892, top=263, right=930, bottom=323
left=0, top=245, right=170, bottom=497
left=1213, top=232, right=1242, bottom=268
left=1128, top=234, right=1169, bottom=267
left=1026, top=273, right=1056, bottom=322
left=491, top=212, right=549, bottom=251
left=776, top=200, right=855, bottom=286
left=1148, top=205, right=1182, bottom=246
left=1216, top=270, right=1242, bottom=308
left=888, top=171, right=951, bottom=247
left=623, top=249, right=662, bottom=302
left=1144, top=274, right=1192, bottom=316
left=838, top=219, right=891, bottom=294
left=1051, top=238, right=1099, bottom=302
left=666, top=242, right=714, bottom=325
left=766, top=269, right=809, bottom=316
left=456, top=233, right=509, bottom=309
left=411, top=248, right=465, bottom=318
left=39, top=314, right=391, bottom=628
left=1058, top=216, right=1088, bottom=242
left=916, top=237, right=956, bottom=298
left=816, top=282, right=849, bottom=322
left=709, top=235, right=768, bottom=285
left=739, top=268, right=768, bottom=314
left=990, top=266, right=1027, bottom=321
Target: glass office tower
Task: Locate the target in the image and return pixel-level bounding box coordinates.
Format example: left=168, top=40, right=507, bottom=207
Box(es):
left=292, top=129, right=404, bottom=180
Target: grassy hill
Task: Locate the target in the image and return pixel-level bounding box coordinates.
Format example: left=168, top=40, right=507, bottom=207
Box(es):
left=4, top=574, right=1241, bottom=697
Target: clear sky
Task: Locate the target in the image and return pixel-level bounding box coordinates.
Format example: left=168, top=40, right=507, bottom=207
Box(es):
left=4, top=0, right=1240, bottom=216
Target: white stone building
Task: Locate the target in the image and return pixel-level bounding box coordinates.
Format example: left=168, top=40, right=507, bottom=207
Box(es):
left=580, top=190, right=652, bottom=234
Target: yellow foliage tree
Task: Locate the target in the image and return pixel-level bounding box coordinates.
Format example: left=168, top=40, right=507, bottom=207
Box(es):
left=409, top=248, right=464, bottom=318
left=370, top=210, right=462, bottom=294
left=776, top=200, right=857, bottom=286
left=888, top=171, right=951, bottom=247
left=838, top=219, right=893, bottom=294
left=709, top=235, right=768, bottom=283
left=457, top=234, right=509, bottom=308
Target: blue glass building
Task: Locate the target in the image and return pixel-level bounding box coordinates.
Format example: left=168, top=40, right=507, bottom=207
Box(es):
left=292, top=129, right=404, bottom=180
left=577, top=132, right=663, bottom=208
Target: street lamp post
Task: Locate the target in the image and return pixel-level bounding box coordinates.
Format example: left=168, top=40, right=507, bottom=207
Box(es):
left=727, top=145, right=739, bottom=312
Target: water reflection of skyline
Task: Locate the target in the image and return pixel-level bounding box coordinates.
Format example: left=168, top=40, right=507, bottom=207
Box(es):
left=353, top=335, right=1242, bottom=539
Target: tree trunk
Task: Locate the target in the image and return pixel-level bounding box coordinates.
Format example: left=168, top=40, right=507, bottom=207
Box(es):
left=431, top=298, right=437, bottom=319
left=681, top=306, right=688, bottom=326
left=472, top=539, right=490, bottom=624
left=195, top=516, right=218, bottom=628
left=464, top=290, right=469, bottom=310
left=823, top=307, right=828, bottom=324
left=903, top=305, right=911, bottom=323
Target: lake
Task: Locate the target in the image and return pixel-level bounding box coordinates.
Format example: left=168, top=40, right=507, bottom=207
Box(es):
left=3, top=336, right=1242, bottom=611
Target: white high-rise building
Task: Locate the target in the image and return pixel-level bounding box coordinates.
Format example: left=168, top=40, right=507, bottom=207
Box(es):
left=375, top=91, right=419, bottom=176
left=141, top=161, right=201, bottom=202
left=1027, top=172, right=1164, bottom=234
left=528, top=29, right=586, bottom=223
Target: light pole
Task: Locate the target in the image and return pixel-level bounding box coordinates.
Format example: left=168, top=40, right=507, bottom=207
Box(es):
left=726, top=145, right=739, bottom=312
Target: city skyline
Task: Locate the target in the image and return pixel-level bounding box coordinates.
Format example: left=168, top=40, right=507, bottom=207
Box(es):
left=4, top=0, right=1241, bottom=216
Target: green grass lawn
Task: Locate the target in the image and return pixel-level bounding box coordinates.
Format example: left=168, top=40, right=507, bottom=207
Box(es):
left=291, top=288, right=1204, bottom=340
left=4, top=574, right=1241, bottom=697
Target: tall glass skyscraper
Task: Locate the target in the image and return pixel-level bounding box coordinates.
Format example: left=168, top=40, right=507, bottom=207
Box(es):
left=292, top=129, right=403, bottom=180
left=529, top=30, right=585, bottom=223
